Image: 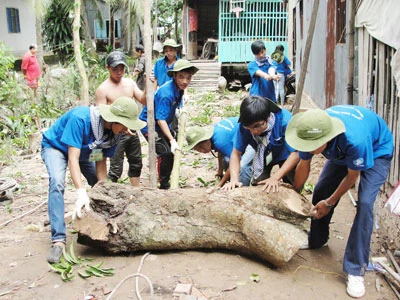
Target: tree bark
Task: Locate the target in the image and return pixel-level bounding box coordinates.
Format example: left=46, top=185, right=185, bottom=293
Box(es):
left=73, top=0, right=89, bottom=104
left=74, top=182, right=312, bottom=267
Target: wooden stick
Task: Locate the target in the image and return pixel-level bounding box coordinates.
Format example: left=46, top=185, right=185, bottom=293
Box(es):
left=387, top=248, right=400, bottom=274
left=170, top=110, right=188, bottom=189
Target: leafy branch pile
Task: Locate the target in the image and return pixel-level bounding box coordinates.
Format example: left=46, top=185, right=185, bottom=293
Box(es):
left=48, top=243, right=115, bottom=282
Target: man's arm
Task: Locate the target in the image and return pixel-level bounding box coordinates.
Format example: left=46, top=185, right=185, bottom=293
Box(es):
left=293, top=158, right=312, bottom=192
left=157, top=120, right=174, bottom=142
left=260, top=151, right=300, bottom=193
left=94, top=85, right=108, bottom=106
left=133, top=82, right=146, bottom=106
left=312, top=168, right=360, bottom=220
left=222, top=148, right=242, bottom=190
left=96, top=157, right=108, bottom=181
left=68, top=146, right=84, bottom=189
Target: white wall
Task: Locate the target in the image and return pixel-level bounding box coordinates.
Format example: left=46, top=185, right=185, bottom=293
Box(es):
left=0, top=0, right=36, bottom=58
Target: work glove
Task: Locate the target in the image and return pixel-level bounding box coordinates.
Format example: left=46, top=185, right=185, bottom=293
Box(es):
left=72, top=188, right=91, bottom=220
left=182, top=95, right=190, bottom=105
left=170, top=139, right=181, bottom=155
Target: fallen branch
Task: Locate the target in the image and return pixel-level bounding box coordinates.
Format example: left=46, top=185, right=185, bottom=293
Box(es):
left=0, top=199, right=47, bottom=228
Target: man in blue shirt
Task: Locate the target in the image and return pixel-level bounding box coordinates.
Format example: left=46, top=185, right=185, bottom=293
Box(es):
left=184, top=117, right=255, bottom=187
left=140, top=60, right=198, bottom=189
left=41, top=97, right=145, bottom=263
left=286, top=106, right=394, bottom=298
left=223, top=96, right=299, bottom=192
left=247, top=40, right=279, bottom=103
left=153, top=39, right=181, bottom=88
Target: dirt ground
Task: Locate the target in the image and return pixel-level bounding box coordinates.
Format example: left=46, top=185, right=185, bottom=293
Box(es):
left=0, top=94, right=397, bottom=300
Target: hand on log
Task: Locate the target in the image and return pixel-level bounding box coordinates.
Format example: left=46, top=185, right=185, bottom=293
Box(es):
left=74, top=182, right=312, bottom=267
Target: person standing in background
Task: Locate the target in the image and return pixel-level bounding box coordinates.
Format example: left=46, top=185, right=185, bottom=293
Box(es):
left=21, top=44, right=41, bottom=97
left=132, top=45, right=146, bottom=92
left=95, top=51, right=146, bottom=187
left=271, top=44, right=292, bottom=105
left=152, top=39, right=181, bottom=88
left=247, top=40, right=279, bottom=103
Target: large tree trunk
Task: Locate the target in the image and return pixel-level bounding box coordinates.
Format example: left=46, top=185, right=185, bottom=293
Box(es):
left=74, top=182, right=312, bottom=267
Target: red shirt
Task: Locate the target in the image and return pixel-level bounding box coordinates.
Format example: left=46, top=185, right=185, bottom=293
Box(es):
left=21, top=51, right=41, bottom=80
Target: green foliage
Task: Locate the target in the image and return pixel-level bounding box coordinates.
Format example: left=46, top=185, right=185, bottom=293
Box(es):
left=42, top=0, right=75, bottom=63
left=153, top=0, right=183, bottom=42
left=0, top=42, right=23, bottom=105
left=48, top=243, right=115, bottom=282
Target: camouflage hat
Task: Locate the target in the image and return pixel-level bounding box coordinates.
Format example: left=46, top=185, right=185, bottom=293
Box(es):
left=271, top=50, right=284, bottom=64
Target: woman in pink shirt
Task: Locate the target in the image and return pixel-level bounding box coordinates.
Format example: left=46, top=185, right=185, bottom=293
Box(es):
left=21, top=44, right=41, bottom=96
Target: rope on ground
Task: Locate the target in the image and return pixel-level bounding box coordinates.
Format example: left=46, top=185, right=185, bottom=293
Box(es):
left=106, top=252, right=154, bottom=300
left=0, top=199, right=47, bottom=228
left=291, top=265, right=346, bottom=286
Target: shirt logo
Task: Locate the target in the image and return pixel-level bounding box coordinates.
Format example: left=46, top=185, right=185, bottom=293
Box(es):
left=353, top=158, right=364, bottom=167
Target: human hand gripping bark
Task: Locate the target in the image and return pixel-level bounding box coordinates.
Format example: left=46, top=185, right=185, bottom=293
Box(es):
left=310, top=199, right=333, bottom=219
left=259, top=177, right=281, bottom=193
left=72, top=188, right=91, bottom=220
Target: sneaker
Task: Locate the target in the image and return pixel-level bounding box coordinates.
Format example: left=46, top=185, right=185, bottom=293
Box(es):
left=347, top=275, right=365, bottom=298
left=47, top=244, right=64, bottom=264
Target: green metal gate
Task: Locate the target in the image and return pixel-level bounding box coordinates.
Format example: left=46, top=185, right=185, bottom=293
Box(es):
left=218, top=0, right=288, bottom=63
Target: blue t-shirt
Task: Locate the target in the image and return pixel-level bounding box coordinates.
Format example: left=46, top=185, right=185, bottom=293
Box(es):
left=272, top=56, right=292, bottom=77
left=41, top=106, right=117, bottom=160
left=233, top=109, right=294, bottom=164
left=139, top=80, right=183, bottom=134
left=248, top=59, right=277, bottom=102
left=299, top=105, right=394, bottom=170
left=153, top=56, right=180, bottom=87
left=212, top=117, right=240, bottom=158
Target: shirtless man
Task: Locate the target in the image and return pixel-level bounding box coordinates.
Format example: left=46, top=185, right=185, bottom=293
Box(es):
left=95, top=51, right=146, bottom=186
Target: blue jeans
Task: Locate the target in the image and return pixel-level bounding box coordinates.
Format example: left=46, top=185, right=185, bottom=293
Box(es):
left=41, top=147, right=98, bottom=243
left=222, top=145, right=254, bottom=186
left=308, top=158, right=391, bottom=276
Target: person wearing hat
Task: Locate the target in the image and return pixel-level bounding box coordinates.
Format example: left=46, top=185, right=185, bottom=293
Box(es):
left=95, top=51, right=146, bottom=187
left=247, top=40, right=280, bottom=103
left=140, top=59, right=198, bottom=189
left=271, top=44, right=292, bottom=105
left=42, top=97, right=146, bottom=264
left=184, top=117, right=255, bottom=188
left=132, top=45, right=146, bottom=91
left=153, top=38, right=182, bottom=88
left=222, top=95, right=299, bottom=192
left=286, top=105, right=393, bottom=298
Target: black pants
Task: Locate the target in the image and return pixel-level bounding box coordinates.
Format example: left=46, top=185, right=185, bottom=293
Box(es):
left=144, top=131, right=174, bottom=189
left=108, top=133, right=142, bottom=181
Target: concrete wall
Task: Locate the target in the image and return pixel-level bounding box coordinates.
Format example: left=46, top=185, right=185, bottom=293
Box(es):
left=0, top=0, right=36, bottom=58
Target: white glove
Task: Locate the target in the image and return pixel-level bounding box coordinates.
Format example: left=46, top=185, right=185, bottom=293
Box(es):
left=182, top=95, right=190, bottom=105
left=72, top=188, right=91, bottom=220
left=170, top=139, right=181, bottom=155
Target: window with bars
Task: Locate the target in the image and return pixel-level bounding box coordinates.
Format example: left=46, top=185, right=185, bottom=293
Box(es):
left=6, top=7, right=21, bottom=33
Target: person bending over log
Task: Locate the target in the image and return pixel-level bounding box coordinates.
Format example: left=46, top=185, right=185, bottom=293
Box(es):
left=41, top=97, right=146, bottom=264
left=286, top=106, right=393, bottom=298
left=222, top=95, right=299, bottom=193
left=184, top=117, right=254, bottom=188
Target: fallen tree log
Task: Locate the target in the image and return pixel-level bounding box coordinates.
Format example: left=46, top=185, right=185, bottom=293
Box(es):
left=74, top=182, right=312, bottom=267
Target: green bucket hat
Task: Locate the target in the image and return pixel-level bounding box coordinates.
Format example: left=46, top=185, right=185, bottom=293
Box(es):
left=99, top=97, right=146, bottom=131
left=183, top=126, right=214, bottom=151
left=167, top=59, right=199, bottom=77
left=271, top=50, right=284, bottom=64
left=162, top=39, right=182, bottom=52
left=285, top=109, right=345, bottom=152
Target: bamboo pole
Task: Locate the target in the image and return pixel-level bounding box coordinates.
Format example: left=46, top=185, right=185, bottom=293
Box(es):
left=347, top=0, right=356, bottom=105
left=143, top=0, right=157, bottom=188
left=292, top=0, right=320, bottom=115
left=170, top=110, right=188, bottom=189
